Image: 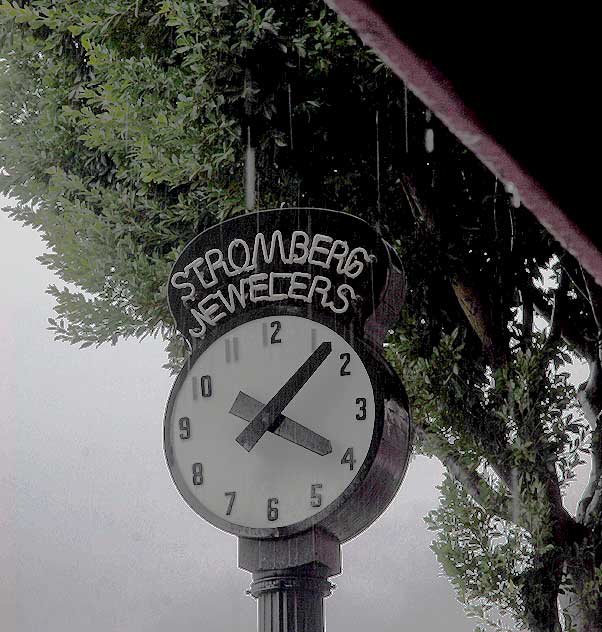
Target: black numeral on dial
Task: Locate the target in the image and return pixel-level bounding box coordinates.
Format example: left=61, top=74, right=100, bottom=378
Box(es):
left=341, top=447, right=356, bottom=471
left=201, top=375, right=212, bottom=397
left=340, top=353, right=351, bottom=376
left=310, top=484, right=323, bottom=508
left=267, top=497, right=279, bottom=521
left=355, top=398, right=367, bottom=421
left=192, top=462, right=204, bottom=485
left=179, top=416, right=191, bottom=439
left=193, top=375, right=212, bottom=399
left=264, top=320, right=283, bottom=346
left=270, top=320, right=282, bottom=344
left=225, top=491, right=236, bottom=516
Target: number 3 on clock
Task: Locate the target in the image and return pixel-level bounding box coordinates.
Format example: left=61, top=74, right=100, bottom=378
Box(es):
left=355, top=397, right=367, bottom=421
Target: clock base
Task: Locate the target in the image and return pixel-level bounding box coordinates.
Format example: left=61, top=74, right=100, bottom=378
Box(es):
left=239, top=528, right=341, bottom=632
left=238, top=528, right=341, bottom=575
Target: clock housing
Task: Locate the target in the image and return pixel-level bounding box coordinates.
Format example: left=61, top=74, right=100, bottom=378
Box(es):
left=164, top=306, right=411, bottom=542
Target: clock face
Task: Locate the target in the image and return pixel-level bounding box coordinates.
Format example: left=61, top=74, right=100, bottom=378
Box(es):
left=164, top=314, right=378, bottom=536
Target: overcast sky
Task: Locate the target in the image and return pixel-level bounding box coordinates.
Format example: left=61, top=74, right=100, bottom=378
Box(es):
left=0, top=194, right=489, bottom=631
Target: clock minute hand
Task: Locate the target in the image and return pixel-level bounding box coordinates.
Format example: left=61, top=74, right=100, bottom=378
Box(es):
left=235, top=341, right=332, bottom=452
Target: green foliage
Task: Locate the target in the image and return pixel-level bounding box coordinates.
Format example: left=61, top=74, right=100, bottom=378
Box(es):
left=389, top=310, right=598, bottom=629
left=425, top=476, right=531, bottom=628
left=0, top=0, right=393, bottom=366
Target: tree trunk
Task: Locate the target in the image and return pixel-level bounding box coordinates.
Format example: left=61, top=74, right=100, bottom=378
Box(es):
left=559, top=583, right=602, bottom=632
left=560, top=542, right=602, bottom=632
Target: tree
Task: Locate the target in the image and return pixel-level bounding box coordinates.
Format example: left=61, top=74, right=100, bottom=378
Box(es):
left=1, top=2, right=600, bottom=630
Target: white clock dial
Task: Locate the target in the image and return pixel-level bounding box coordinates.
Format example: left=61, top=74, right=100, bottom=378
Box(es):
left=165, top=315, right=376, bottom=533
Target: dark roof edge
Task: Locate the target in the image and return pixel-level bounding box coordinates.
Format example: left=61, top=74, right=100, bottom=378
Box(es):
left=325, top=0, right=602, bottom=285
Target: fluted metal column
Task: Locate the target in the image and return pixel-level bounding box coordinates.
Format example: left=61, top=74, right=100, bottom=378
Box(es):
left=249, top=564, right=334, bottom=632
left=239, top=528, right=341, bottom=632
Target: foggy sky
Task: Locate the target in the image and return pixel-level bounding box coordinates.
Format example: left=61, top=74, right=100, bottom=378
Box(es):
left=0, top=196, right=475, bottom=631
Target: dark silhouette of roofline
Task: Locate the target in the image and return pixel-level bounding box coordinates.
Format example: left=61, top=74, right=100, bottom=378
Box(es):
left=325, top=1, right=602, bottom=284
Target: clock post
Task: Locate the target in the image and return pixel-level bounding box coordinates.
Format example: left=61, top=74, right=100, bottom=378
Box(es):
left=164, top=208, right=412, bottom=632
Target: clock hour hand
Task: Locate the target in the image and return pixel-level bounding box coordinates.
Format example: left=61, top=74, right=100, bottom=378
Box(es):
left=229, top=392, right=332, bottom=456
left=235, top=341, right=332, bottom=452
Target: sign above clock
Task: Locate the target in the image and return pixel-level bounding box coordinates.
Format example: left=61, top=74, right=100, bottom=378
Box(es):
left=168, top=208, right=406, bottom=349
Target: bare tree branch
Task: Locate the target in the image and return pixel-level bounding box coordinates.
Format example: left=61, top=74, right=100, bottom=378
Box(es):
left=520, top=553, right=564, bottom=632
left=559, top=256, right=591, bottom=305
left=543, top=467, right=586, bottom=545
left=581, top=267, right=602, bottom=338
left=548, top=269, right=568, bottom=346
left=526, top=284, right=594, bottom=360
left=521, top=289, right=533, bottom=350
left=444, top=455, right=513, bottom=523
left=580, top=443, right=602, bottom=526
left=576, top=359, right=602, bottom=525
left=414, top=426, right=512, bottom=523
left=452, top=277, right=510, bottom=368
left=575, top=269, right=602, bottom=525
left=400, top=173, right=509, bottom=367
left=399, top=172, right=436, bottom=231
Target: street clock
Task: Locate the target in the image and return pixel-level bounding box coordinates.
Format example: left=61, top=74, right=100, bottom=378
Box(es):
left=164, top=208, right=411, bottom=544
left=164, top=310, right=409, bottom=541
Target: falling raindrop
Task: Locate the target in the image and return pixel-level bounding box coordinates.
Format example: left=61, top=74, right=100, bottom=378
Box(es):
left=504, top=182, right=517, bottom=251
left=425, top=128, right=434, bottom=153
left=505, top=181, right=521, bottom=208
left=376, top=110, right=381, bottom=217
left=286, top=83, right=301, bottom=206
left=287, top=84, right=294, bottom=151
left=403, top=84, right=409, bottom=154
left=245, top=126, right=256, bottom=211
left=424, top=109, right=434, bottom=153
left=243, top=68, right=256, bottom=211
left=511, top=467, right=520, bottom=524
left=492, top=179, right=498, bottom=239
